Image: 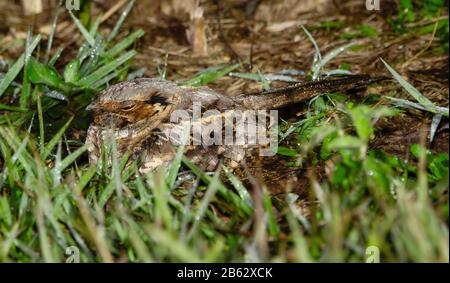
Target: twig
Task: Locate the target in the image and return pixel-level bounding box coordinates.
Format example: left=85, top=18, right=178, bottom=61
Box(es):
left=147, top=46, right=190, bottom=57
left=22, top=0, right=43, bottom=15
left=402, top=22, right=439, bottom=69
left=405, top=15, right=449, bottom=28
left=101, top=0, right=128, bottom=23
left=213, top=0, right=244, bottom=64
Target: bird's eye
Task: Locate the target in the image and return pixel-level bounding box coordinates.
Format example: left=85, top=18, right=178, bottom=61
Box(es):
left=121, top=104, right=137, bottom=112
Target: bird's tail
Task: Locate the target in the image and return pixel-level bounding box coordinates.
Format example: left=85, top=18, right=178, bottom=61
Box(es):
left=236, top=75, right=388, bottom=110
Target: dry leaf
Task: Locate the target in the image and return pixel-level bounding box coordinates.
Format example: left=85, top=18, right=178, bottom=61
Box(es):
left=22, top=0, right=43, bottom=15
left=187, top=4, right=208, bottom=55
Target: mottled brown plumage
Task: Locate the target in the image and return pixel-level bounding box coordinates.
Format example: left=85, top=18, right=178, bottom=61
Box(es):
left=85, top=76, right=385, bottom=172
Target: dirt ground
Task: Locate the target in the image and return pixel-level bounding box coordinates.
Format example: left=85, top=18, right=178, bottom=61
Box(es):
left=0, top=0, right=448, bottom=195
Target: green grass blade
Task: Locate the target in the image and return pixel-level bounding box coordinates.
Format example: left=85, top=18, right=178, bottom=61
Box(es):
left=75, top=50, right=137, bottom=88
left=0, top=35, right=41, bottom=98
left=0, top=104, right=27, bottom=112
left=78, top=165, right=97, bottom=193
left=286, top=209, right=314, bottom=262
left=381, top=58, right=448, bottom=117
left=167, top=144, right=185, bottom=190
left=69, top=10, right=95, bottom=47
left=48, top=46, right=65, bottom=67
left=152, top=170, right=174, bottom=231
left=430, top=114, right=443, bottom=142
left=263, top=187, right=280, bottom=237
left=89, top=15, right=102, bottom=38
left=20, top=31, right=33, bottom=108
left=90, top=65, right=130, bottom=90
left=60, top=145, right=87, bottom=172
left=104, top=29, right=145, bottom=59
left=45, top=5, right=63, bottom=63
left=99, top=182, right=115, bottom=209
left=257, top=69, right=270, bottom=90
left=43, top=116, right=74, bottom=159
left=222, top=165, right=253, bottom=207
left=107, top=0, right=136, bottom=42
left=36, top=92, right=45, bottom=154
left=312, top=42, right=356, bottom=80
left=180, top=64, right=240, bottom=87
left=144, top=225, right=202, bottom=262
left=187, top=171, right=221, bottom=240
left=301, top=25, right=322, bottom=77
left=182, top=157, right=252, bottom=217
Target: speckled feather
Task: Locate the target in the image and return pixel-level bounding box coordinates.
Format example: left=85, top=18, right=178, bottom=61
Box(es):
left=85, top=75, right=385, bottom=173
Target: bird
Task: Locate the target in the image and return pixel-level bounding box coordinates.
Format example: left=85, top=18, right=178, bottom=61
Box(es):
left=85, top=75, right=385, bottom=173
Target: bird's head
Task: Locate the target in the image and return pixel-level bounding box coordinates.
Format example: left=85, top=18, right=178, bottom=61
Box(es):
left=86, top=78, right=182, bottom=129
